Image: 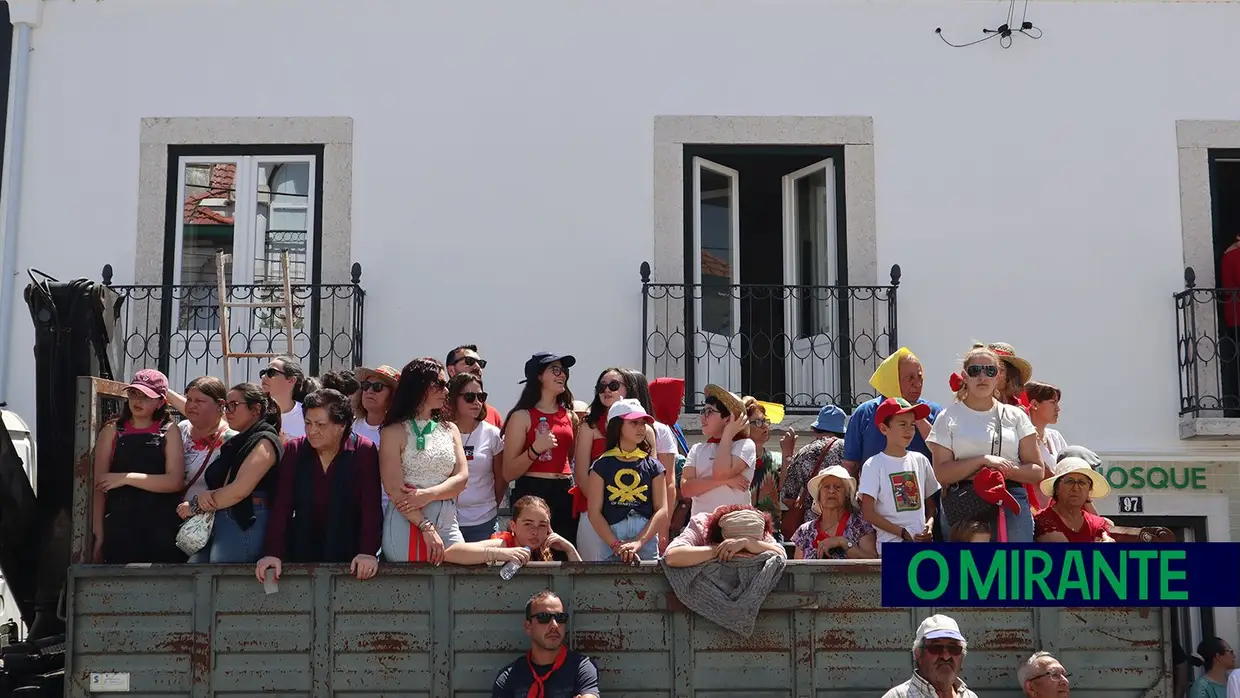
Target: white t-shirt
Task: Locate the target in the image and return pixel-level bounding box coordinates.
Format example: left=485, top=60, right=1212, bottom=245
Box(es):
left=926, top=401, right=1036, bottom=463
left=654, top=422, right=677, bottom=456
left=686, top=439, right=757, bottom=517
left=178, top=420, right=236, bottom=501
left=353, top=417, right=385, bottom=508
left=858, top=451, right=940, bottom=555
left=1033, top=427, right=1069, bottom=510
left=1226, top=667, right=1240, bottom=698
left=455, top=422, right=505, bottom=526
left=281, top=401, right=305, bottom=440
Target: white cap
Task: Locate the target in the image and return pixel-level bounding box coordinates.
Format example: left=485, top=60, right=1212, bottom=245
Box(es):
left=915, top=614, right=965, bottom=645
left=607, top=398, right=654, bottom=424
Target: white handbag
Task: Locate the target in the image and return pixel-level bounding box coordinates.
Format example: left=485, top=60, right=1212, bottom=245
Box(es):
left=176, top=512, right=215, bottom=556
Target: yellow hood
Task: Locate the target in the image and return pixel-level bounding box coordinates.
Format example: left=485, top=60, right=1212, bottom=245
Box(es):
left=870, top=347, right=917, bottom=399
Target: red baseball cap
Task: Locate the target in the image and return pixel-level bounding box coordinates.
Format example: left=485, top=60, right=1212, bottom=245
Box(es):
left=874, top=397, right=930, bottom=428
left=127, top=369, right=169, bottom=399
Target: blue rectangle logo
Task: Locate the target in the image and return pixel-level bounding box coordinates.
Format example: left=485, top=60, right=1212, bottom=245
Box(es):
left=880, top=543, right=1240, bottom=607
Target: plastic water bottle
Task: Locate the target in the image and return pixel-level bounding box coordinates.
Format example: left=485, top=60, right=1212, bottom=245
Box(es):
left=500, top=547, right=531, bottom=580
left=536, top=417, right=553, bottom=461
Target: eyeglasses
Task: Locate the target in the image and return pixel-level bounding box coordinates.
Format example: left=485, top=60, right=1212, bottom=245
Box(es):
left=431, top=378, right=448, bottom=390
left=1029, top=669, right=1071, bottom=682
left=224, top=400, right=246, bottom=413
left=460, top=391, right=488, bottom=404
left=922, top=643, right=964, bottom=656
left=359, top=381, right=388, bottom=393
left=749, top=418, right=770, bottom=428
left=528, top=612, right=570, bottom=624
left=965, top=364, right=998, bottom=378
left=1060, top=478, right=1092, bottom=489
left=547, top=365, right=567, bottom=377
left=597, top=380, right=622, bottom=394
left=455, top=356, right=487, bottom=369
left=259, top=367, right=289, bottom=379
left=701, top=407, right=721, bottom=417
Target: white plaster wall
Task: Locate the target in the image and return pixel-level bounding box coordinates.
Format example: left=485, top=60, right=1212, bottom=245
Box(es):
left=4, top=0, right=1240, bottom=450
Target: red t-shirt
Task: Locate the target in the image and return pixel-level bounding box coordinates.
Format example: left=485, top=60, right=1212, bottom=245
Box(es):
left=1034, top=507, right=1109, bottom=543
left=484, top=404, right=503, bottom=429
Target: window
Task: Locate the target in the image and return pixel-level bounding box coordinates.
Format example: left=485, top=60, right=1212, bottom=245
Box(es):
left=166, top=149, right=321, bottom=335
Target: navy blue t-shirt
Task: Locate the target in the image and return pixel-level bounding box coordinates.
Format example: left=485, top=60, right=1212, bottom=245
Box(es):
left=590, top=454, right=666, bottom=526
left=492, top=651, right=600, bottom=698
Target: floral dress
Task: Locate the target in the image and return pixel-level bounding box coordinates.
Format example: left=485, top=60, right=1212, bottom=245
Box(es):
left=791, top=512, right=875, bottom=560
left=750, top=448, right=784, bottom=532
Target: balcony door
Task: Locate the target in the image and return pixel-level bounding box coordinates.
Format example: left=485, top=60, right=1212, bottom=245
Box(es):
left=782, top=158, right=839, bottom=407
left=692, top=157, right=742, bottom=399
left=162, top=153, right=317, bottom=389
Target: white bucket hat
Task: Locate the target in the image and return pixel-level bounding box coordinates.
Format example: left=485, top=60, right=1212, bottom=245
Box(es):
left=1040, top=456, right=1110, bottom=500
left=807, top=465, right=858, bottom=514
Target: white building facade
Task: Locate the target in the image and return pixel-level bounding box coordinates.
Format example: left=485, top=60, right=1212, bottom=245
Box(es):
left=1, top=0, right=1239, bottom=643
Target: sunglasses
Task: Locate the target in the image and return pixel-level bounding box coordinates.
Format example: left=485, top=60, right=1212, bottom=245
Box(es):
left=456, top=356, right=488, bottom=369
left=431, top=378, right=448, bottom=390
left=359, top=381, right=388, bottom=393
left=965, top=364, right=999, bottom=378
left=597, top=380, right=622, bottom=394
left=528, top=612, right=570, bottom=624
left=460, top=391, right=488, bottom=403
left=922, top=643, right=964, bottom=656
left=259, top=367, right=289, bottom=379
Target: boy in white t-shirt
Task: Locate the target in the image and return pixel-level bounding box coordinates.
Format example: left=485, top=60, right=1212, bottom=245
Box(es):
left=859, top=397, right=940, bottom=555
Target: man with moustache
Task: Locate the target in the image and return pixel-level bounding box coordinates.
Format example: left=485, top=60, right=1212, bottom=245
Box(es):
left=492, top=590, right=600, bottom=698
left=446, top=344, right=504, bottom=427
left=883, top=614, right=978, bottom=698
left=1019, top=652, right=1072, bottom=698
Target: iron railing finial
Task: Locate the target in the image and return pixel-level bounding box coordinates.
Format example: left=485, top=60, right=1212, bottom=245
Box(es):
left=1184, top=266, right=1196, bottom=289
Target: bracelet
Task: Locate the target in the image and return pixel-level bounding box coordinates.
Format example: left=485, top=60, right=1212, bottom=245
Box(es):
left=419, top=519, right=436, bottom=532
left=609, top=540, right=623, bottom=551
left=528, top=446, right=541, bottom=459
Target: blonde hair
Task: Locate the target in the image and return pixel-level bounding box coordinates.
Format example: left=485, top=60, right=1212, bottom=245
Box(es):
left=956, top=343, right=1001, bottom=402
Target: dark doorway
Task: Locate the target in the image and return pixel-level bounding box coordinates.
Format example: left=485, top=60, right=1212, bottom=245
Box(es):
left=681, top=145, right=848, bottom=410
left=0, top=4, right=13, bottom=192
left=1208, top=152, right=1240, bottom=414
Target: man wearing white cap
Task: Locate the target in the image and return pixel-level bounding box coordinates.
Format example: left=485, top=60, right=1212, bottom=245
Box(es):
left=883, top=614, right=978, bottom=698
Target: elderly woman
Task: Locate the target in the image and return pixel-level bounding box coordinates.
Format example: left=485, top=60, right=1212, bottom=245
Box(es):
left=1034, top=457, right=1114, bottom=543
left=255, top=389, right=383, bottom=581
left=662, top=504, right=786, bottom=567
left=791, top=465, right=877, bottom=559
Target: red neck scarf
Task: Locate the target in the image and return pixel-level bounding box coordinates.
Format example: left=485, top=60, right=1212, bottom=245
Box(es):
left=525, top=645, right=568, bottom=698
left=815, top=512, right=850, bottom=544
left=707, top=437, right=720, bottom=444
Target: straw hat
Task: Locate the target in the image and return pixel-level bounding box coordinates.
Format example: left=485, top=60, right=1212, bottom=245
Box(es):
left=807, top=465, right=858, bottom=514
left=987, top=342, right=1032, bottom=385
left=704, top=384, right=745, bottom=418
left=1040, top=457, right=1110, bottom=500
left=354, top=365, right=399, bottom=388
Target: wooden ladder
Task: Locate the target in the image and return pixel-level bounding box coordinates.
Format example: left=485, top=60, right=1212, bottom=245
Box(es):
left=215, top=249, right=299, bottom=386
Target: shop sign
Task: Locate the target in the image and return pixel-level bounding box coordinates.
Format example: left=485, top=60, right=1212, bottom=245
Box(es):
left=1103, top=465, right=1207, bottom=491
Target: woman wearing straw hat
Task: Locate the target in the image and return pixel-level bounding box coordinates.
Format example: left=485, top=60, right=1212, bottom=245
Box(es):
left=680, top=385, right=755, bottom=517
left=987, top=342, right=1032, bottom=406
left=1034, top=457, right=1114, bottom=543
left=790, top=465, right=877, bottom=559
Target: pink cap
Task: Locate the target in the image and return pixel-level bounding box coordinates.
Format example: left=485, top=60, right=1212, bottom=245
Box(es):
left=127, top=369, right=169, bottom=399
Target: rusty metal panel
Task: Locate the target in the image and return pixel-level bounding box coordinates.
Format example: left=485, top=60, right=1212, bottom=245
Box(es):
left=67, top=563, right=1169, bottom=698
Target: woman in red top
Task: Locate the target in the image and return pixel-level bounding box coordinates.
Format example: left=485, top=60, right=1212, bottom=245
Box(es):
left=502, top=352, right=579, bottom=544
left=1034, top=457, right=1115, bottom=543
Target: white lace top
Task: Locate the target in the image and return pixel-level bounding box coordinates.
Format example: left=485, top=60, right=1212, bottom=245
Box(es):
left=401, top=420, right=457, bottom=487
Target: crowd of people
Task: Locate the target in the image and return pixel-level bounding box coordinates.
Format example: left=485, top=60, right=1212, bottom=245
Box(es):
left=91, top=339, right=1126, bottom=577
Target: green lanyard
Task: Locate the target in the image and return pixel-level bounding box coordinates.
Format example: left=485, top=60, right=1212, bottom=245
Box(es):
left=412, top=419, right=436, bottom=450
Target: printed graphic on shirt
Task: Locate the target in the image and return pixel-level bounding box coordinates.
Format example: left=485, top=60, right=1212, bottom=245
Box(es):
left=464, top=445, right=475, bottom=460
left=607, top=468, right=649, bottom=504
left=888, top=471, right=921, bottom=511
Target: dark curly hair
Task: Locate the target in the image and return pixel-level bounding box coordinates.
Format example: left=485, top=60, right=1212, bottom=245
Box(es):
left=320, top=370, right=360, bottom=397
left=302, top=388, right=355, bottom=430
left=383, top=358, right=447, bottom=427
left=704, top=504, right=772, bottom=544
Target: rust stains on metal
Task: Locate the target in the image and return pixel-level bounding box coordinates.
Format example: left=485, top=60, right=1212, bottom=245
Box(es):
left=355, top=632, right=413, bottom=654
left=635, top=590, right=647, bottom=600
left=985, top=629, right=1031, bottom=649
left=157, top=631, right=211, bottom=679
left=818, top=629, right=855, bottom=650
left=574, top=630, right=627, bottom=653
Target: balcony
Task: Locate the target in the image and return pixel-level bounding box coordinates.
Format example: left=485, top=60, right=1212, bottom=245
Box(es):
left=1174, top=266, right=1240, bottom=438
left=640, top=262, right=901, bottom=420
left=101, top=263, right=365, bottom=390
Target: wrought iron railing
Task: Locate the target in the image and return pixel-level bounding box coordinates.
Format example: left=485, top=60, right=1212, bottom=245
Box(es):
left=101, top=264, right=365, bottom=389
left=1174, top=266, right=1240, bottom=416
left=640, top=262, right=900, bottom=414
